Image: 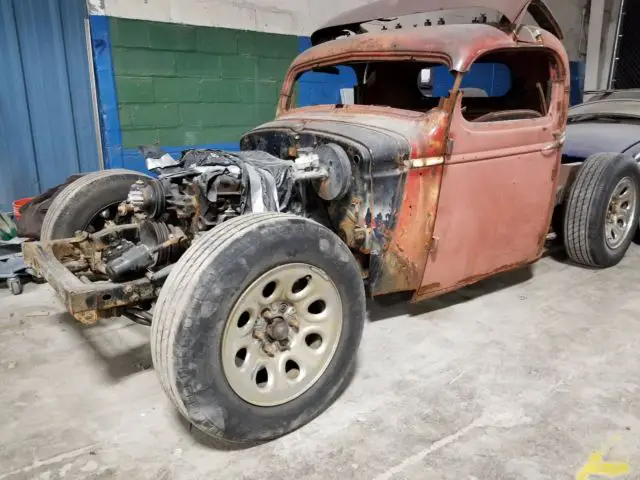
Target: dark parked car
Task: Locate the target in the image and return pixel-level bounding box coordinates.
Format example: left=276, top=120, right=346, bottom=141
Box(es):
left=562, top=89, right=640, bottom=240
left=564, top=89, right=640, bottom=162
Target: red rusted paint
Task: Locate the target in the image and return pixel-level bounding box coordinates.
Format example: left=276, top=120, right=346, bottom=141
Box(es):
left=374, top=166, right=443, bottom=294
left=273, top=7, right=569, bottom=299
left=413, top=46, right=569, bottom=301
left=415, top=259, right=533, bottom=300
left=373, top=110, right=449, bottom=295
left=278, top=25, right=567, bottom=116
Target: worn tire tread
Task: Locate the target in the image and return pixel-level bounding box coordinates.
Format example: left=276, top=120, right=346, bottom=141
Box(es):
left=41, top=169, right=149, bottom=240
left=152, top=213, right=290, bottom=419
left=563, top=153, right=640, bottom=267
left=150, top=212, right=365, bottom=445
left=563, top=154, right=610, bottom=266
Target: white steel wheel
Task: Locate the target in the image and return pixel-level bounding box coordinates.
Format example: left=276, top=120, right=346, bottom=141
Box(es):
left=151, top=213, right=366, bottom=445
left=222, top=263, right=342, bottom=407
left=604, top=177, right=637, bottom=250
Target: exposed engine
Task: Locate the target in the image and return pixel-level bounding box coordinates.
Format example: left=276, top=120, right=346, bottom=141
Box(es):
left=101, top=145, right=353, bottom=282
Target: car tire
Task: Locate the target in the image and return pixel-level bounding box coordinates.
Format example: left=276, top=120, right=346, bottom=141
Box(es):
left=150, top=213, right=366, bottom=446
left=563, top=152, right=640, bottom=268
left=40, top=169, right=149, bottom=241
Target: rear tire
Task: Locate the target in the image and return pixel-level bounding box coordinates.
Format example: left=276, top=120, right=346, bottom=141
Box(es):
left=41, top=169, right=149, bottom=240
left=563, top=153, right=640, bottom=268
left=150, top=213, right=366, bottom=446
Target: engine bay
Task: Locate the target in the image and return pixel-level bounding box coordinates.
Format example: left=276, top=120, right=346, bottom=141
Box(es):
left=63, top=145, right=354, bottom=286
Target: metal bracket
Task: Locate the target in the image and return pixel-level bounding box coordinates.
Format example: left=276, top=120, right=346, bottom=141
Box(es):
left=428, top=236, right=439, bottom=258
left=542, top=132, right=566, bottom=154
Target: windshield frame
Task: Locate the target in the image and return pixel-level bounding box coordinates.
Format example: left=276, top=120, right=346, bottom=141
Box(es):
left=279, top=54, right=454, bottom=114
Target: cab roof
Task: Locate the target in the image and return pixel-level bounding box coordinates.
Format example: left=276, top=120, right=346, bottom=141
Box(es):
left=311, top=0, right=562, bottom=46
left=293, top=23, right=567, bottom=74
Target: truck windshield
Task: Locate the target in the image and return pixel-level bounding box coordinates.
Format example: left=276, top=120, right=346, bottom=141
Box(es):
left=291, top=60, right=511, bottom=113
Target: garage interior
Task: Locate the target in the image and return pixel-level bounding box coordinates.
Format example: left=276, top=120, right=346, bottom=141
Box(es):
left=1, top=0, right=640, bottom=479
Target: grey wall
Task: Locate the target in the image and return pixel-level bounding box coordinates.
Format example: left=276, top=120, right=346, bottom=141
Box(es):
left=88, top=0, right=589, bottom=60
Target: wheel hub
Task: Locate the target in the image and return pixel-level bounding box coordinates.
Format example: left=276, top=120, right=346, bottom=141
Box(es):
left=221, top=263, right=343, bottom=407
left=253, top=302, right=300, bottom=355
left=605, top=176, right=637, bottom=250
left=267, top=318, right=290, bottom=342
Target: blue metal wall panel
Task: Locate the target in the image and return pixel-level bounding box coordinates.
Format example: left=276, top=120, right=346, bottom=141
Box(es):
left=14, top=0, right=87, bottom=191
left=0, top=1, right=40, bottom=211
left=0, top=0, right=99, bottom=211
left=60, top=0, right=101, bottom=173
left=89, top=15, right=123, bottom=169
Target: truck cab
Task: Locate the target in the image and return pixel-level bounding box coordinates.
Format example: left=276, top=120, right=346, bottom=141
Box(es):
left=243, top=0, right=571, bottom=299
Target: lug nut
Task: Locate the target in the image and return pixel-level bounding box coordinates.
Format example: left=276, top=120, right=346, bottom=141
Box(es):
left=262, top=342, right=277, bottom=357
left=288, top=317, right=300, bottom=331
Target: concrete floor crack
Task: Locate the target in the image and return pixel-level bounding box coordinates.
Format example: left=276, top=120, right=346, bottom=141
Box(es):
left=0, top=445, right=96, bottom=480
left=373, top=418, right=481, bottom=480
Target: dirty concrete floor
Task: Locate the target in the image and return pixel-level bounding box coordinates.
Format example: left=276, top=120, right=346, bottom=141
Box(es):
left=2, top=249, right=640, bottom=480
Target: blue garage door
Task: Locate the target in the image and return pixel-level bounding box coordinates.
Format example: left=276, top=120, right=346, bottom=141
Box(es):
left=0, top=0, right=100, bottom=211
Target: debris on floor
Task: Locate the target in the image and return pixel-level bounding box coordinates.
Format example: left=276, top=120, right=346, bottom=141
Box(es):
left=0, top=237, right=32, bottom=295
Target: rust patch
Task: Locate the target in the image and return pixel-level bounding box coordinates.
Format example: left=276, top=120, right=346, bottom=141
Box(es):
left=75, top=311, right=99, bottom=325
left=372, top=109, right=449, bottom=295
left=415, top=258, right=534, bottom=300
left=375, top=161, right=446, bottom=294
left=23, top=231, right=160, bottom=325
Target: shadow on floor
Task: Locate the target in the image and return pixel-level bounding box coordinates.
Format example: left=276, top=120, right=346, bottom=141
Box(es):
left=367, top=265, right=534, bottom=323
left=58, top=263, right=536, bottom=382
left=61, top=312, right=153, bottom=382
left=53, top=263, right=538, bottom=450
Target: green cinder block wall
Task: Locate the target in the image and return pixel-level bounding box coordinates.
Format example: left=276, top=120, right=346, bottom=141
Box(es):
left=109, top=18, right=299, bottom=148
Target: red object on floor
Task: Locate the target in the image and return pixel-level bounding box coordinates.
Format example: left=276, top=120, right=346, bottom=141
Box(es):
left=12, top=197, right=33, bottom=220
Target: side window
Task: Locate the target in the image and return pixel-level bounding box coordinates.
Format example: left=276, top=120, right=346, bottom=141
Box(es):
left=423, top=63, right=511, bottom=99
left=457, top=50, right=557, bottom=123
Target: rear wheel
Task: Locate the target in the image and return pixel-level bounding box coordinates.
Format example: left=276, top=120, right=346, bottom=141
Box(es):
left=41, top=169, right=149, bottom=240
left=150, top=213, right=366, bottom=445
left=563, top=153, right=640, bottom=267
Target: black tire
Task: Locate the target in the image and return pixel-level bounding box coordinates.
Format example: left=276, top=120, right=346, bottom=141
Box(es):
left=563, top=153, right=640, bottom=268
left=151, top=213, right=365, bottom=446
left=40, top=169, right=149, bottom=240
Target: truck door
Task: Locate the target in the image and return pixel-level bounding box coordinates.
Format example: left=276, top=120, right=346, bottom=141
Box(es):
left=416, top=48, right=568, bottom=300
